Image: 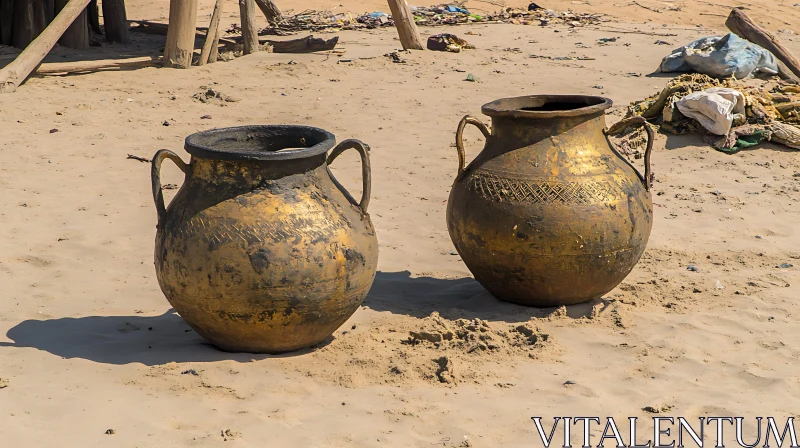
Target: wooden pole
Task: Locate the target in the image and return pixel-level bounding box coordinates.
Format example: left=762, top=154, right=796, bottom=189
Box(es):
left=0, top=0, right=13, bottom=45
left=0, top=0, right=94, bottom=93
left=102, top=0, right=132, bottom=44
left=36, top=55, right=160, bottom=73
left=12, top=0, right=50, bottom=49
left=726, top=8, right=800, bottom=81
left=239, top=0, right=259, bottom=55
left=386, top=0, right=423, bottom=50
left=254, top=0, right=281, bottom=25
left=87, top=0, right=102, bottom=34
left=56, top=0, right=90, bottom=50
left=198, top=0, right=224, bottom=65
left=208, top=27, right=220, bottom=63
left=163, top=0, right=199, bottom=68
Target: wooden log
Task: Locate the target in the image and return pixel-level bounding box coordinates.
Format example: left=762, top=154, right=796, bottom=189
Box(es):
left=12, top=0, right=50, bottom=49
left=102, top=0, right=131, bottom=44
left=56, top=0, right=90, bottom=50
left=36, top=55, right=160, bottom=73
left=239, top=0, right=259, bottom=55
left=198, top=0, right=224, bottom=65
left=222, top=35, right=338, bottom=54
left=87, top=0, right=102, bottom=34
left=0, top=0, right=13, bottom=45
left=0, top=0, right=94, bottom=93
left=254, top=0, right=281, bottom=25
left=726, top=8, right=800, bottom=81
left=163, top=0, right=199, bottom=68
left=386, top=0, right=423, bottom=50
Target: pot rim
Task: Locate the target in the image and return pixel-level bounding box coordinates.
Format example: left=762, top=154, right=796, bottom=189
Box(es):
left=481, top=95, right=613, bottom=119
left=184, top=125, right=336, bottom=161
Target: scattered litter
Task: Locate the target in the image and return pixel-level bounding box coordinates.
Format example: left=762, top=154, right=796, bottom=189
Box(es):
left=0, top=378, right=8, bottom=389
left=193, top=88, right=241, bottom=104
left=427, top=33, right=475, bottom=53
left=778, top=263, right=794, bottom=268
left=715, top=280, right=725, bottom=290
left=126, top=154, right=151, bottom=163
left=592, top=85, right=604, bottom=89
left=49, top=128, right=58, bottom=133
left=659, top=33, right=778, bottom=79
left=655, top=40, right=671, bottom=45
left=599, top=37, right=618, bottom=43
left=200, top=115, right=212, bottom=119
left=465, top=73, right=480, bottom=82
left=181, top=369, right=199, bottom=376
left=257, top=5, right=603, bottom=35
left=105, top=429, right=115, bottom=435
left=687, top=265, right=699, bottom=272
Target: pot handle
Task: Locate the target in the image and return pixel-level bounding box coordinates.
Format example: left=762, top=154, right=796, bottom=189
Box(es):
left=327, top=139, right=372, bottom=214
left=151, top=149, right=190, bottom=225
left=455, top=115, right=492, bottom=176
left=604, top=116, right=654, bottom=192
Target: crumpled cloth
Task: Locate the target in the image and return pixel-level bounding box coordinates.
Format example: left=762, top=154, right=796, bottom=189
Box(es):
left=676, top=88, right=746, bottom=135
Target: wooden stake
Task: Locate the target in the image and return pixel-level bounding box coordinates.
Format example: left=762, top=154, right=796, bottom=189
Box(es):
left=56, top=0, right=90, bottom=50
left=0, top=0, right=94, bottom=93
left=163, top=0, right=199, bottom=68
left=726, top=8, right=800, bottom=81
left=208, top=27, right=220, bottom=63
left=198, top=0, right=224, bottom=65
left=254, top=0, right=282, bottom=25
left=103, top=0, right=132, bottom=43
left=239, top=0, right=259, bottom=55
left=386, top=0, right=423, bottom=50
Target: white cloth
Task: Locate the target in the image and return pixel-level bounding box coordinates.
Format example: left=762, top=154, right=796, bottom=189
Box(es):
left=676, top=88, right=746, bottom=135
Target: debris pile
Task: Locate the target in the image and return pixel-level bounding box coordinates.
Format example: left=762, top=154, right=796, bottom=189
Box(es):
left=404, top=312, right=552, bottom=356
left=621, top=74, right=800, bottom=153
left=258, top=5, right=603, bottom=35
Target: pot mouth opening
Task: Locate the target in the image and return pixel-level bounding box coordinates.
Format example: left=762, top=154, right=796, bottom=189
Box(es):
left=481, top=95, right=612, bottom=118
left=184, top=125, right=336, bottom=161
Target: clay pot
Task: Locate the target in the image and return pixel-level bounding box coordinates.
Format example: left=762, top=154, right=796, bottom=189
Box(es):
left=446, top=96, right=654, bottom=307
left=151, top=125, right=378, bottom=353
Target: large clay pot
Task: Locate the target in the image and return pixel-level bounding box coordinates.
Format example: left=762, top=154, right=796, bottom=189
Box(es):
left=151, top=125, right=378, bottom=353
left=446, top=96, right=654, bottom=307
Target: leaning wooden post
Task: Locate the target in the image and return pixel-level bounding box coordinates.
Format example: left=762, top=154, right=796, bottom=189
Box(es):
left=386, top=0, right=423, bottom=50
left=208, top=27, right=220, bottom=63
left=198, top=0, right=224, bottom=65
left=254, top=0, right=282, bottom=25
left=726, top=8, right=800, bottom=81
left=163, top=0, right=199, bottom=68
left=102, top=0, right=132, bottom=44
left=239, top=0, right=259, bottom=55
left=0, top=0, right=94, bottom=93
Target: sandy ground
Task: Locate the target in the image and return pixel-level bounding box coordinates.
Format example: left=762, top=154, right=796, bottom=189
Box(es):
left=1, top=1, right=800, bottom=447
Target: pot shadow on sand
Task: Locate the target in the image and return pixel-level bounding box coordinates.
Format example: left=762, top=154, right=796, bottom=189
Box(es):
left=364, top=271, right=601, bottom=323
left=0, top=271, right=598, bottom=365
left=0, top=309, right=333, bottom=366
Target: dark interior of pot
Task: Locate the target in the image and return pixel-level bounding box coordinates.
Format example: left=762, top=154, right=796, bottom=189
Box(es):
left=185, top=125, right=336, bottom=161
left=482, top=95, right=612, bottom=117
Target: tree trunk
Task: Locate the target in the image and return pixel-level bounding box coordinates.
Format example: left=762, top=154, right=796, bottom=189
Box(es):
left=87, top=0, right=102, bottom=34
left=0, top=0, right=14, bottom=46
left=1, top=0, right=94, bottom=93
left=386, top=0, right=423, bottom=50
left=239, top=0, right=259, bottom=55
left=198, top=0, right=224, bottom=65
left=254, top=0, right=281, bottom=25
left=163, top=0, right=199, bottom=68
left=102, top=0, right=131, bottom=43
left=56, top=0, right=89, bottom=49
left=12, top=0, right=50, bottom=49
left=726, top=8, right=800, bottom=81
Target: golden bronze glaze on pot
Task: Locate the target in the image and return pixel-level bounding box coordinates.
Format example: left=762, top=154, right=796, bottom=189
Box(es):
left=446, top=96, right=654, bottom=307
left=151, top=126, right=378, bottom=353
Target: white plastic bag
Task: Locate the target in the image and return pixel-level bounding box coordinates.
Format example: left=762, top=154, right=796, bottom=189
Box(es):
left=676, top=88, right=746, bottom=135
